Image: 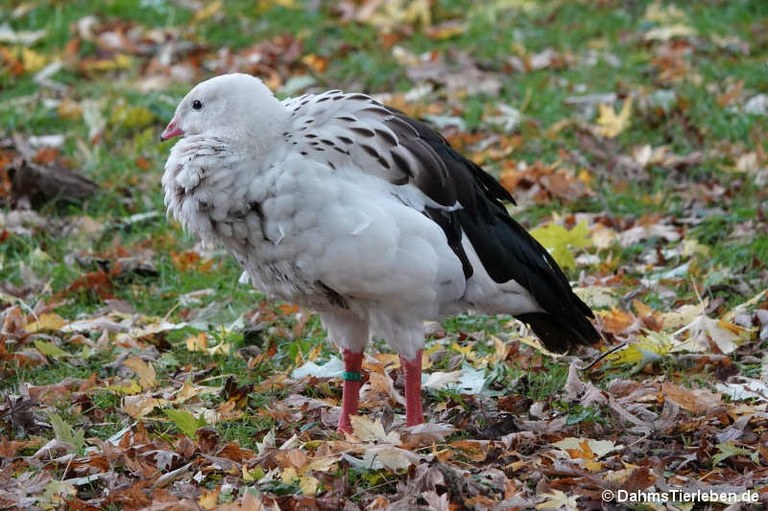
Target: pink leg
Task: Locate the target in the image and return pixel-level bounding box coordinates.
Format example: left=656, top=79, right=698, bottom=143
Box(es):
left=399, top=350, right=424, bottom=427
left=338, top=348, right=364, bottom=433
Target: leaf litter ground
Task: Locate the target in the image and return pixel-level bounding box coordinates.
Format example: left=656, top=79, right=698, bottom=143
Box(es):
left=1, top=1, right=767, bottom=510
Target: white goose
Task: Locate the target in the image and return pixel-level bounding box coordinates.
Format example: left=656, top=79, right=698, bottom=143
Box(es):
left=161, top=73, right=599, bottom=432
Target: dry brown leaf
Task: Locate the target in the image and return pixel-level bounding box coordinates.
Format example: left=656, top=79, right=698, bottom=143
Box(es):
left=662, top=382, right=721, bottom=414
left=123, top=356, right=157, bottom=390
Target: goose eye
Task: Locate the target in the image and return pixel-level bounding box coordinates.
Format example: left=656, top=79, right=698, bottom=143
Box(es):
left=192, top=99, right=203, bottom=111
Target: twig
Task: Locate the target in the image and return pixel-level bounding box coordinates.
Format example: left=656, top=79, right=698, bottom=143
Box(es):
left=577, top=342, right=628, bottom=372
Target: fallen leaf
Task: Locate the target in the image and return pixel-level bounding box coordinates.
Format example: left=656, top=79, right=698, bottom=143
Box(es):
left=536, top=489, right=579, bottom=510
left=122, top=393, right=164, bottom=418
left=33, top=340, right=71, bottom=359
left=662, top=382, right=721, bottom=414
left=49, top=412, right=85, bottom=453
left=595, top=97, right=633, bottom=138
left=350, top=415, right=401, bottom=445
left=712, top=442, right=752, bottom=466
left=123, top=356, right=157, bottom=390
left=292, top=357, right=344, bottom=379
left=644, top=24, right=697, bottom=41
left=530, top=221, right=592, bottom=270
left=164, top=408, right=207, bottom=437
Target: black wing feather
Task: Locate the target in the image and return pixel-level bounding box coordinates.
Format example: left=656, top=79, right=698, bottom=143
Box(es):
left=381, top=109, right=600, bottom=352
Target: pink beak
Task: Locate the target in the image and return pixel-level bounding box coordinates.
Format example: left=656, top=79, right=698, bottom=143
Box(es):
left=160, top=118, right=184, bottom=141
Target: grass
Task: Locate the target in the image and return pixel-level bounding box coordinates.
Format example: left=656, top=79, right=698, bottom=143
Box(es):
left=1, top=0, right=767, bottom=507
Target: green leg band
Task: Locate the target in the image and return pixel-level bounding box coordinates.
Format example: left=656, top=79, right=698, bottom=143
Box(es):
left=342, top=371, right=362, bottom=381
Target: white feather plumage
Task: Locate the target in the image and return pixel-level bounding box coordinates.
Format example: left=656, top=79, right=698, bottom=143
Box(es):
left=162, top=73, right=598, bottom=430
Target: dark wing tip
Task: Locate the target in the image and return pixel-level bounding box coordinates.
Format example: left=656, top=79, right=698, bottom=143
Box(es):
left=515, top=311, right=601, bottom=353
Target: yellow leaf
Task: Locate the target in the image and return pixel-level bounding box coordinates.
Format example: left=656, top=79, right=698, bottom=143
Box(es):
left=257, top=0, right=296, bottom=12
left=681, top=239, right=711, bottom=258
left=361, top=445, right=419, bottom=470
left=194, top=0, right=222, bottom=22
left=552, top=437, right=619, bottom=459
left=529, top=221, right=592, bottom=270
left=605, top=463, right=642, bottom=484
left=426, top=20, right=466, bottom=40
left=20, top=48, right=46, bottom=73
left=576, top=168, right=593, bottom=186
left=403, top=0, right=432, bottom=27
left=350, top=415, right=401, bottom=444
left=299, top=475, right=320, bottom=495
left=57, top=99, right=83, bottom=120
left=34, top=340, right=71, bottom=359
left=609, top=331, right=673, bottom=367
left=206, top=341, right=232, bottom=356
left=449, top=342, right=475, bottom=361
left=490, top=335, right=508, bottom=364
left=595, top=97, right=633, bottom=138
left=573, top=286, right=619, bottom=308
left=590, top=224, right=617, bottom=250
left=662, top=301, right=707, bottom=330
left=110, top=104, right=155, bottom=130
left=83, top=53, right=134, bottom=72
left=644, top=1, right=688, bottom=24
left=281, top=467, right=298, bottom=484
left=186, top=332, right=208, bottom=352
left=242, top=465, right=264, bottom=482
left=106, top=379, right=143, bottom=396
left=198, top=487, right=220, bottom=510
left=27, top=313, right=67, bottom=333
left=123, top=356, right=157, bottom=390
left=359, top=0, right=431, bottom=30
left=305, top=455, right=339, bottom=473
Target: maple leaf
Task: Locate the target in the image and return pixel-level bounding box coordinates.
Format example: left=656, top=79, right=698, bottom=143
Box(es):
left=350, top=415, right=401, bottom=445
left=164, top=408, right=207, bottom=437
left=40, top=480, right=76, bottom=509
left=48, top=413, right=85, bottom=454
left=594, top=97, right=633, bottom=138
left=529, top=221, right=591, bottom=270
left=712, top=442, right=752, bottom=466
left=552, top=437, right=620, bottom=472
left=281, top=467, right=321, bottom=496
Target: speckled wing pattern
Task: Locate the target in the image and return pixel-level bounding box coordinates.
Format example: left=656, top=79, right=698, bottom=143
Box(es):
left=283, top=91, right=599, bottom=352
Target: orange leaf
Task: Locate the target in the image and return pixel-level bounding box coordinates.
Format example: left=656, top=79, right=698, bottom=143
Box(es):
left=32, top=147, right=59, bottom=165
left=301, top=54, right=328, bottom=74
